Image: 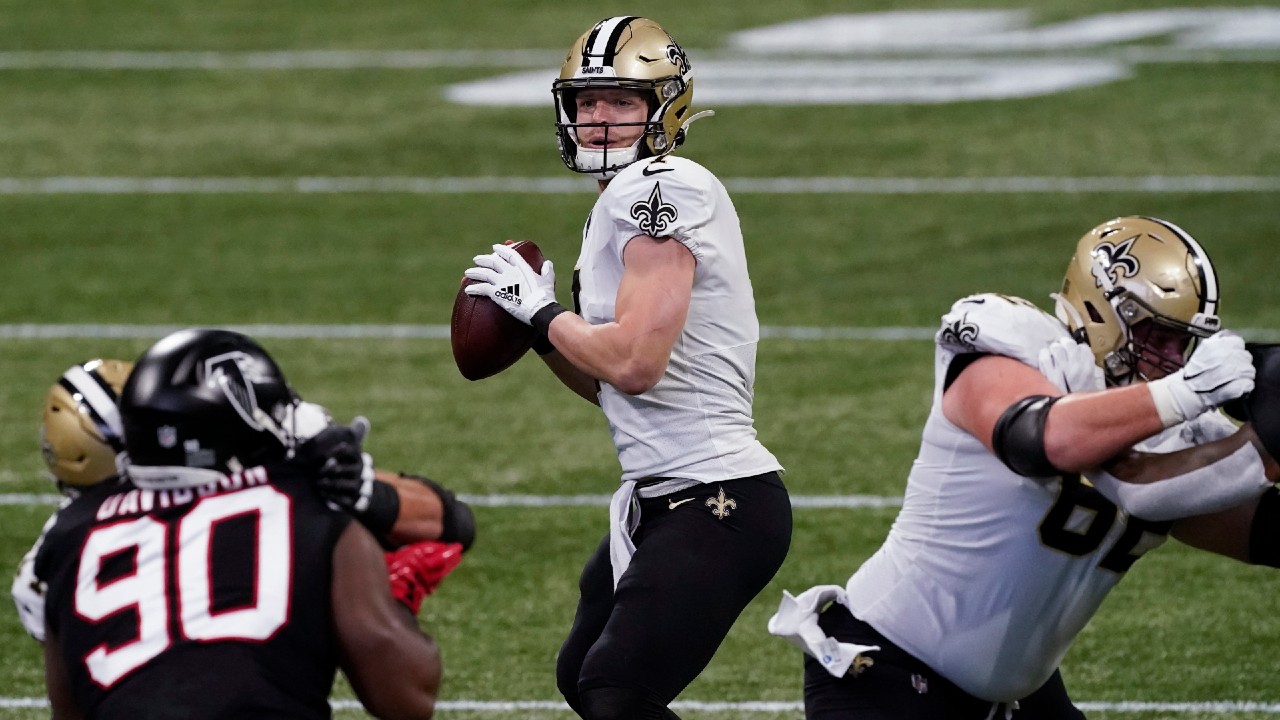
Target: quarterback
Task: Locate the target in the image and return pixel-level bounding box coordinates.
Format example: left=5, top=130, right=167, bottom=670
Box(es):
left=463, top=16, right=792, bottom=720
left=769, top=217, right=1278, bottom=719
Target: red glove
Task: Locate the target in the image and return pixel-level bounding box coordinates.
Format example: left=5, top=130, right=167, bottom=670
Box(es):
left=385, top=540, right=464, bottom=615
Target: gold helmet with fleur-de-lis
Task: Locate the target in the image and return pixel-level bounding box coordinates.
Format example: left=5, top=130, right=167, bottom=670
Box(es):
left=40, top=359, right=133, bottom=491
left=553, top=16, right=702, bottom=179
left=1054, top=216, right=1221, bottom=385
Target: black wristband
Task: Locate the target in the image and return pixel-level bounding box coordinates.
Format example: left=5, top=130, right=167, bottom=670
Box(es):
left=532, top=334, right=556, bottom=356
left=358, top=480, right=401, bottom=536
left=532, top=302, right=569, bottom=337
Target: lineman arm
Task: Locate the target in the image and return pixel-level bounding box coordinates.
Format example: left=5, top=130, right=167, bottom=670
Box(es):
left=43, top=629, right=84, bottom=720
left=332, top=521, right=441, bottom=720
left=942, top=354, right=1168, bottom=473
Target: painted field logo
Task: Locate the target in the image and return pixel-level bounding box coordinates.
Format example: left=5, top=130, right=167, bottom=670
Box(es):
left=445, top=9, right=1280, bottom=106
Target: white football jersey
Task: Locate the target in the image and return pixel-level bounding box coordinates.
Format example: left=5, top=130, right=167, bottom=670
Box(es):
left=843, top=293, right=1209, bottom=702
left=574, top=155, right=782, bottom=483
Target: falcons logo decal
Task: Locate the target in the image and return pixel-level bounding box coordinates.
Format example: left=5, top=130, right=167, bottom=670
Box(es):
left=939, top=316, right=980, bottom=350
left=630, top=183, right=678, bottom=237
left=202, top=351, right=266, bottom=431
left=1090, top=236, right=1141, bottom=289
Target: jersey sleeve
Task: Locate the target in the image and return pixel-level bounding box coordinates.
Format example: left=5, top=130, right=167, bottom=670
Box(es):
left=937, top=293, right=1072, bottom=369
left=601, top=160, right=714, bottom=261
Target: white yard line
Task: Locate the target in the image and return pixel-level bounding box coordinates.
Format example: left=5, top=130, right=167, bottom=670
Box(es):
left=3, top=324, right=1277, bottom=342
left=1, top=176, right=1279, bottom=195
left=0, top=493, right=901, bottom=508
left=2, top=697, right=1280, bottom=713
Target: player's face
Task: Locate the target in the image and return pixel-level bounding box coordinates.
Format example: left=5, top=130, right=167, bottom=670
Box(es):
left=573, top=88, right=649, bottom=149
left=1130, top=319, right=1192, bottom=380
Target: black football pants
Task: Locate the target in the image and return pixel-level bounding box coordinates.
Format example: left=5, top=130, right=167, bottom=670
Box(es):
left=556, top=472, right=792, bottom=720
left=803, top=605, right=1087, bottom=720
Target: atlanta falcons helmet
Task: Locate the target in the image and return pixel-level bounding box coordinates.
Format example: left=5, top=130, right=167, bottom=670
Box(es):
left=120, top=328, right=301, bottom=488
left=553, top=16, right=701, bottom=179
left=1054, top=216, right=1222, bottom=385
left=40, top=358, right=133, bottom=491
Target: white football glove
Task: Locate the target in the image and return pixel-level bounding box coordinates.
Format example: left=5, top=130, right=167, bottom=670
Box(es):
left=463, top=244, right=557, bottom=325
left=1147, top=330, right=1255, bottom=428
left=1037, top=336, right=1103, bottom=394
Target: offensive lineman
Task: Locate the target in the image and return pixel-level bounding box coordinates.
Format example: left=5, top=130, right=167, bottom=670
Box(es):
left=462, top=16, right=792, bottom=720
left=769, top=217, right=1277, bottom=718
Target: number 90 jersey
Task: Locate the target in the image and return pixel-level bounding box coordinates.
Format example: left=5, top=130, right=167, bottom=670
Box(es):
left=842, top=294, right=1181, bottom=702
left=36, top=465, right=351, bottom=719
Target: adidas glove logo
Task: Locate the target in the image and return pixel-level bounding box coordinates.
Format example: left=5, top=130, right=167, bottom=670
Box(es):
left=494, top=284, right=522, bottom=305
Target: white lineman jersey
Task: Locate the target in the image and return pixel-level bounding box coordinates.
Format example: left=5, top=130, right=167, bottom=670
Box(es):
left=574, top=155, right=781, bottom=483
left=843, top=293, right=1212, bottom=702
left=12, top=506, right=65, bottom=642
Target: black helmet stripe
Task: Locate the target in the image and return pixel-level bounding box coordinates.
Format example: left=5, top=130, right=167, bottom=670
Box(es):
left=582, top=16, right=640, bottom=68
left=59, top=364, right=125, bottom=450
left=1142, top=215, right=1219, bottom=316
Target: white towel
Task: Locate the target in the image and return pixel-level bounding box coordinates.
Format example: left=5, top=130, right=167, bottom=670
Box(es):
left=767, top=585, right=880, bottom=678
left=608, top=480, right=641, bottom=588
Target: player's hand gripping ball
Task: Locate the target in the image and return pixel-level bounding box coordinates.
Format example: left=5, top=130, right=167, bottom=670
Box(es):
left=450, top=240, right=547, bottom=380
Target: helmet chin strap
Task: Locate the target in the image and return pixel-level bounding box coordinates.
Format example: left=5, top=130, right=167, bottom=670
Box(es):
left=576, top=143, right=641, bottom=180
left=575, top=110, right=718, bottom=179
left=1050, top=292, right=1088, bottom=343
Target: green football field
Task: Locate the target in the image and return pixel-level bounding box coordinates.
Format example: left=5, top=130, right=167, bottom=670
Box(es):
left=2, top=1, right=1279, bottom=718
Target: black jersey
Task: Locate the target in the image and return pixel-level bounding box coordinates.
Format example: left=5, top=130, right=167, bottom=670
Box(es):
left=36, top=464, right=352, bottom=719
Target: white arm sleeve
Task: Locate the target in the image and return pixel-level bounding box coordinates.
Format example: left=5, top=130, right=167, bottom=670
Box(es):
left=1085, top=442, right=1271, bottom=521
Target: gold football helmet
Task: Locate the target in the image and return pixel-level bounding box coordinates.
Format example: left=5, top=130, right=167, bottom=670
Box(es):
left=40, top=358, right=133, bottom=490
left=553, top=16, right=706, bottom=179
left=1054, top=216, right=1221, bottom=385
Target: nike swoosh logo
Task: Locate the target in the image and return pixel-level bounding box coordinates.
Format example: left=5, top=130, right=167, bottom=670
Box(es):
left=642, top=165, right=674, bottom=176
left=668, top=497, right=696, bottom=510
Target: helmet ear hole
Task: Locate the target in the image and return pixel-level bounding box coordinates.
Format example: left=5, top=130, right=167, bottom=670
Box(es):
left=1083, top=301, right=1105, bottom=325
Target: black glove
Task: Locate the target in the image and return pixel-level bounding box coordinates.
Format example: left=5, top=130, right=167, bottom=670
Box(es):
left=298, top=418, right=401, bottom=535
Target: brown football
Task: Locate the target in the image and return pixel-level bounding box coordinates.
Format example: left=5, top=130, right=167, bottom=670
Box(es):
left=450, top=240, right=546, bottom=381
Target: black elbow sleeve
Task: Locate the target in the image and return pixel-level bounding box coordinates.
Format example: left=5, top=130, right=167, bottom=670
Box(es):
left=400, top=473, right=477, bottom=551
left=991, top=395, right=1062, bottom=478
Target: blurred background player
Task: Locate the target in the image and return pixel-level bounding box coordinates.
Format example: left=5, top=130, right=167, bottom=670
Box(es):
left=464, top=16, right=791, bottom=720
left=13, top=355, right=475, bottom=645
left=771, top=216, right=1276, bottom=719
left=37, top=328, right=445, bottom=719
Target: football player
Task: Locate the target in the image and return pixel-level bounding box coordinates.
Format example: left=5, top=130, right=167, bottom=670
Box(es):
left=38, top=329, right=442, bottom=719
left=463, top=17, right=792, bottom=720
left=13, top=356, right=475, bottom=645
left=769, top=216, right=1277, bottom=719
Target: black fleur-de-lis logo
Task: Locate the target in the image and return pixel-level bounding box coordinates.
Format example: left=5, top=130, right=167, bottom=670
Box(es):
left=666, top=42, right=691, bottom=75
left=939, top=317, right=980, bottom=350
left=1091, top=236, right=1140, bottom=289
left=630, top=183, right=678, bottom=237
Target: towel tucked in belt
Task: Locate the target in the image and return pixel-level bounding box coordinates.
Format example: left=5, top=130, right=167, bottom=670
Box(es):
left=607, top=477, right=702, bottom=588
left=767, top=585, right=880, bottom=678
